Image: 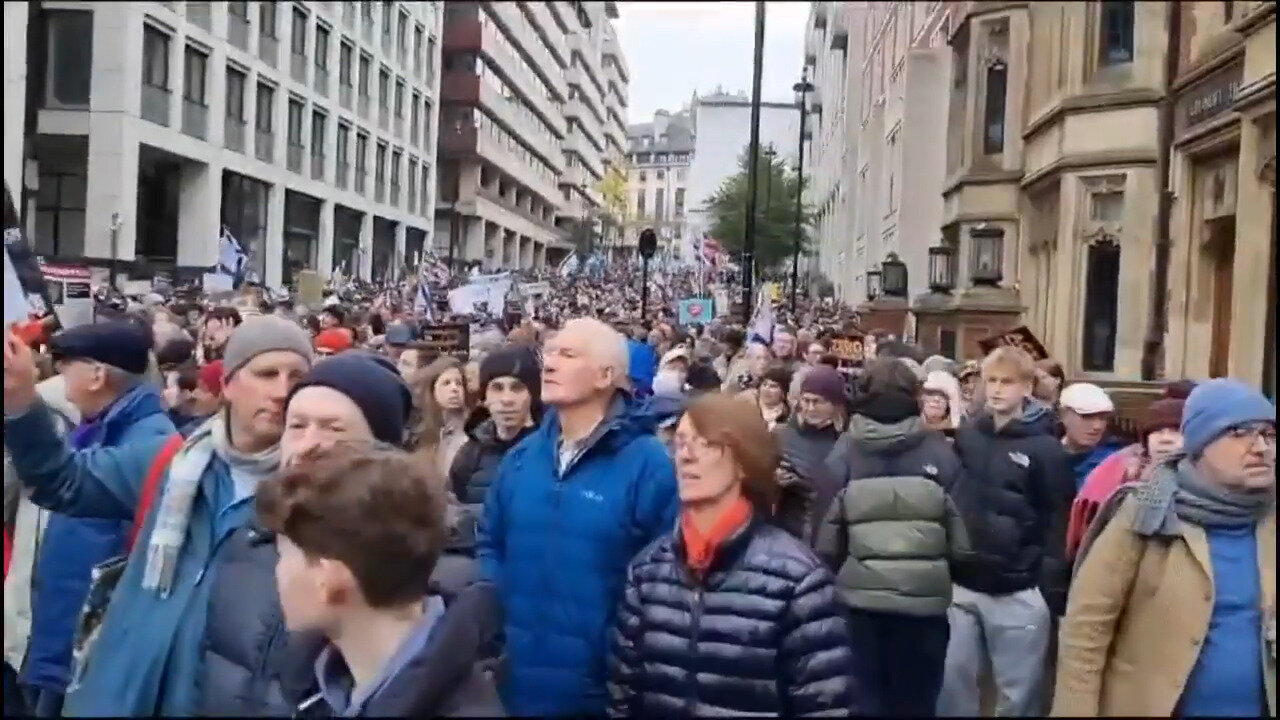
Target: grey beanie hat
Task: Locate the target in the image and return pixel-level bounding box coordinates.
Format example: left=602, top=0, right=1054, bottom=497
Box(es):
left=222, top=315, right=315, bottom=379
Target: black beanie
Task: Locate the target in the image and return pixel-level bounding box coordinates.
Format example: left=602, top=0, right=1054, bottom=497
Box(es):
left=287, top=352, right=413, bottom=445
left=479, top=344, right=542, bottom=409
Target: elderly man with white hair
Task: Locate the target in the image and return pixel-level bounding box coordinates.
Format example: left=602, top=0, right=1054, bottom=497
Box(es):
left=477, top=317, right=679, bottom=717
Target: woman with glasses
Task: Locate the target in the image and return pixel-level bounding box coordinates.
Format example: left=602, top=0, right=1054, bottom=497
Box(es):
left=607, top=393, right=869, bottom=717
left=1053, top=379, right=1276, bottom=717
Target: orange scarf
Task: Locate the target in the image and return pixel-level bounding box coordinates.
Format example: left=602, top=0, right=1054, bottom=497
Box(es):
left=681, top=497, right=753, bottom=577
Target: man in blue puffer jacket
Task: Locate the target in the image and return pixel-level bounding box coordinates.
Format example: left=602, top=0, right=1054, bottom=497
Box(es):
left=17, top=322, right=176, bottom=718
left=478, top=318, right=679, bottom=716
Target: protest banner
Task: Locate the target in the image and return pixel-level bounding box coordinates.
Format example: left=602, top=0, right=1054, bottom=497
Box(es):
left=977, top=325, right=1049, bottom=361
left=418, top=322, right=471, bottom=360
left=678, top=297, right=713, bottom=326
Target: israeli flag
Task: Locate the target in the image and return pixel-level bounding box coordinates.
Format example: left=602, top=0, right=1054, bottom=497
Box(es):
left=557, top=252, right=580, bottom=278
left=217, top=226, right=248, bottom=286
left=747, top=289, right=775, bottom=346
left=414, top=263, right=435, bottom=322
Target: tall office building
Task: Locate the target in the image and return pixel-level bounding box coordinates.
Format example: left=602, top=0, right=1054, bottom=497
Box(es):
left=7, top=1, right=444, bottom=287
left=434, top=1, right=628, bottom=271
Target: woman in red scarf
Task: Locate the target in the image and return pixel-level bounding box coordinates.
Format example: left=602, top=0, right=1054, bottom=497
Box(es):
left=607, top=393, right=872, bottom=717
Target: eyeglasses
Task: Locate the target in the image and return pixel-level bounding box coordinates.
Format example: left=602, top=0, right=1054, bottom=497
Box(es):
left=672, top=435, right=724, bottom=457
left=1226, top=423, right=1277, bottom=448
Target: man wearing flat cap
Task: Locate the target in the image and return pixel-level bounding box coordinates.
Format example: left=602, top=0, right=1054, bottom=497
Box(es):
left=7, top=320, right=176, bottom=717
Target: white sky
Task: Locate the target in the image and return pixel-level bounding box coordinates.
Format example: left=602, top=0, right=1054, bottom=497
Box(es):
left=614, top=1, right=810, bottom=125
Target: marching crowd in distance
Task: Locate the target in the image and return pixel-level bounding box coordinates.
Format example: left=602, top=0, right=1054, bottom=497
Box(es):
left=2, top=267, right=1276, bottom=718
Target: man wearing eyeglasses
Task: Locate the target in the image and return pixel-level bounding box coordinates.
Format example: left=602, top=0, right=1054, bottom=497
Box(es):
left=6, top=320, right=176, bottom=717
left=1053, top=377, right=1276, bottom=717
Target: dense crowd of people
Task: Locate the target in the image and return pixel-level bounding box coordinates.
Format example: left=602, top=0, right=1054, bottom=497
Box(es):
left=3, top=264, right=1275, bottom=718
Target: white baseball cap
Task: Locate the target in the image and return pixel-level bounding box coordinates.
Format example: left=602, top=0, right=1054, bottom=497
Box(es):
left=1059, top=382, right=1115, bottom=415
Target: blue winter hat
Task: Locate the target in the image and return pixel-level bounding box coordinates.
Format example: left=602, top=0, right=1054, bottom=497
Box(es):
left=1181, top=378, right=1276, bottom=457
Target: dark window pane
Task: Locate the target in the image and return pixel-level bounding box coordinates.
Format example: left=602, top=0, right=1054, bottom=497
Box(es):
left=143, top=26, right=170, bottom=87
left=983, top=62, right=1007, bottom=155
left=48, top=11, right=93, bottom=105
left=1082, top=241, right=1121, bottom=372
left=1099, top=1, right=1135, bottom=67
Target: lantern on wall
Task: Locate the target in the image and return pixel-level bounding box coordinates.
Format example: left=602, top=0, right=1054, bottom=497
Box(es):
left=865, top=266, right=882, bottom=300
left=882, top=252, right=908, bottom=298
left=927, top=244, right=955, bottom=293
left=969, top=227, right=1005, bottom=286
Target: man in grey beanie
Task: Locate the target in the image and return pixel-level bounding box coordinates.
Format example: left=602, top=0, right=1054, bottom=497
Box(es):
left=1, top=313, right=316, bottom=716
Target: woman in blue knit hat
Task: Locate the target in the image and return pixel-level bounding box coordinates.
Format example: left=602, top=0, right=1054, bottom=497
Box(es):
left=1054, top=378, right=1276, bottom=717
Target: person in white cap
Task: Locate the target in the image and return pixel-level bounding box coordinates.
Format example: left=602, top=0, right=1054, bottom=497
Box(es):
left=1059, top=382, right=1126, bottom=492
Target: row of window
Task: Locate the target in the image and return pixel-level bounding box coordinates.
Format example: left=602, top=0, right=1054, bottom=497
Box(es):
left=478, top=5, right=558, bottom=107
left=471, top=54, right=560, bottom=160
left=633, top=187, right=686, bottom=220
left=332, top=0, right=436, bottom=80
left=634, top=168, right=687, bottom=183
left=629, top=150, right=691, bottom=165
left=442, top=107, right=558, bottom=192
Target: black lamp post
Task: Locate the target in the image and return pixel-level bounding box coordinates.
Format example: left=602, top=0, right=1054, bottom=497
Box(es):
left=969, top=227, right=1005, bottom=286
left=638, top=227, right=657, bottom=320
left=790, top=70, right=815, bottom=314
left=866, top=267, right=882, bottom=300
left=882, top=252, right=908, bottom=298
left=927, top=244, right=956, bottom=293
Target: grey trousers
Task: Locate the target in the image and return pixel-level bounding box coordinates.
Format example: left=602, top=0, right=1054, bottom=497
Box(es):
left=936, top=584, right=1051, bottom=717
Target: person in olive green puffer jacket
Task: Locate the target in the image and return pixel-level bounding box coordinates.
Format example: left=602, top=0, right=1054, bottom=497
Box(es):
left=816, top=357, right=970, bottom=717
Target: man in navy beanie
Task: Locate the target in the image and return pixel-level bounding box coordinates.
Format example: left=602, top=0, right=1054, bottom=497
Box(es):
left=283, top=352, right=413, bottom=462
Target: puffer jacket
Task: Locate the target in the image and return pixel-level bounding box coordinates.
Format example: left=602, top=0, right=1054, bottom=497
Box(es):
left=607, top=518, right=869, bottom=717
left=448, top=412, right=536, bottom=508
left=817, top=415, right=970, bottom=616
left=477, top=393, right=679, bottom=716
left=950, top=400, right=1075, bottom=615
left=200, top=526, right=326, bottom=717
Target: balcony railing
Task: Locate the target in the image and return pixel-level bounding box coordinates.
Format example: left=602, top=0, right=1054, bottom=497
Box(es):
left=141, top=85, right=171, bottom=126
left=378, top=105, right=389, bottom=130
left=354, top=168, right=367, bottom=193
left=290, top=52, right=307, bottom=83
left=410, top=122, right=419, bottom=146
left=390, top=183, right=400, bottom=206
left=229, top=14, right=250, bottom=49
left=314, top=67, right=329, bottom=95
left=374, top=179, right=386, bottom=203
left=255, top=129, right=274, bottom=162
left=311, top=154, right=325, bottom=181
left=259, top=35, right=279, bottom=66
left=339, top=83, right=352, bottom=109
left=225, top=117, right=246, bottom=152
left=187, top=2, right=212, bottom=31
left=181, top=99, right=208, bottom=139
left=336, top=161, right=349, bottom=189
left=407, top=185, right=417, bottom=212
left=358, top=94, right=370, bottom=118
left=287, top=142, right=304, bottom=172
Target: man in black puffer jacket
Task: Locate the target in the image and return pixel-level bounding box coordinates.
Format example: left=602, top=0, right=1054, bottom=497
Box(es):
left=937, top=347, right=1073, bottom=717
left=448, top=345, right=541, bottom=512
left=773, top=366, right=848, bottom=544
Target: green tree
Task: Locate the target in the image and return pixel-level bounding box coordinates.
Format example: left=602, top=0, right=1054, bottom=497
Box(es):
left=701, top=143, right=815, bottom=271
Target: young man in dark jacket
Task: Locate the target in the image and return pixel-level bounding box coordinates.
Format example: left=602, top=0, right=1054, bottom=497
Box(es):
left=772, top=365, right=847, bottom=544
left=449, top=345, right=541, bottom=510
left=258, top=447, right=503, bottom=718
left=937, top=347, right=1074, bottom=717
left=819, top=358, right=970, bottom=716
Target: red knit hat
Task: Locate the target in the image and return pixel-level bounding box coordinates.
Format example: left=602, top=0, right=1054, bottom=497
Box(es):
left=314, top=328, right=355, bottom=354
left=198, top=360, right=224, bottom=396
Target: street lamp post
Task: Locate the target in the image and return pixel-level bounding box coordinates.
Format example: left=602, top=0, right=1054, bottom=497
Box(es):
left=790, top=69, right=814, bottom=314
left=740, top=0, right=766, bottom=324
